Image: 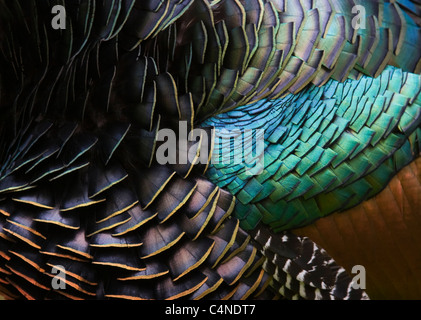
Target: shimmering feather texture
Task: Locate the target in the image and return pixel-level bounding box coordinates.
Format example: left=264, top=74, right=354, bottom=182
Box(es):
left=0, top=0, right=421, bottom=300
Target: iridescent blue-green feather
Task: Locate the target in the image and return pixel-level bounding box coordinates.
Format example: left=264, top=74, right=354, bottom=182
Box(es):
left=204, top=66, right=421, bottom=231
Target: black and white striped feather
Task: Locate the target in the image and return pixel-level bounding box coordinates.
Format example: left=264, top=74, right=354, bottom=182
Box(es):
left=251, top=224, right=369, bottom=300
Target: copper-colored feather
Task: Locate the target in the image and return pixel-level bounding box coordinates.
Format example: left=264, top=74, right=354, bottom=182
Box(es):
left=294, top=156, right=421, bottom=299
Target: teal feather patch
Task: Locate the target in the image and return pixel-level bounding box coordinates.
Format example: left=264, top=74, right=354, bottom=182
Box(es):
left=202, top=66, right=421, bottom=231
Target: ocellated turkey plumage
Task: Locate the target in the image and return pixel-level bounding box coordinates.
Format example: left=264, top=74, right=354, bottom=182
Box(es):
left=0, top=0, right=421, bottom=300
